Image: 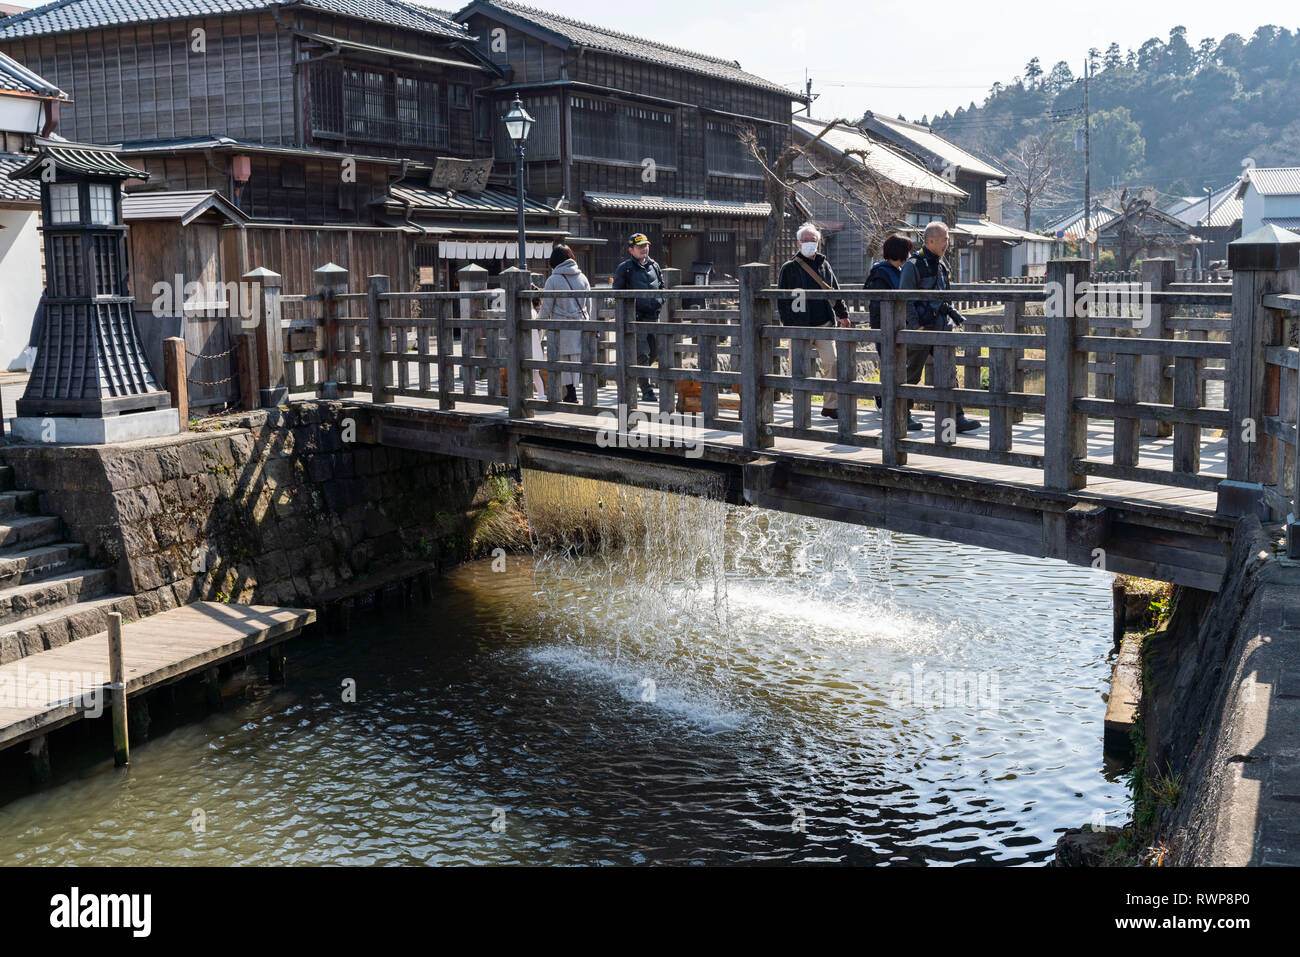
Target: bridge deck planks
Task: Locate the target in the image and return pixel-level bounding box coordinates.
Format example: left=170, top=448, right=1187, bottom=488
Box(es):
left=348, top=382, right=1227, bottom=516
left=0, top=602, right=315, bottom=750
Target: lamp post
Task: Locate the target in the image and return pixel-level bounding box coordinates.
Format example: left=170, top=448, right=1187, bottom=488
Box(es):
left=503, top=94, right=534, bottom=271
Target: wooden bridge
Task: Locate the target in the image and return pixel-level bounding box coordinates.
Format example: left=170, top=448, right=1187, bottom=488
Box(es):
left=242, top=229, right=1300, bottom=593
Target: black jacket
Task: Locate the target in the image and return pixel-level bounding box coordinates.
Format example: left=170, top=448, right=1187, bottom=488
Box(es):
left=776, top=253, right=849, bottom=326
left=899, top=248, right=963, bottom=329
left=612, top=255, right=665, bottom=315
left=865, top=259, right=903, bottom=329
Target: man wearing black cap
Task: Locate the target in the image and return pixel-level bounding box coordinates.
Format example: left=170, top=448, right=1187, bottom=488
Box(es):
left=612, top=233, right=665, bottom=403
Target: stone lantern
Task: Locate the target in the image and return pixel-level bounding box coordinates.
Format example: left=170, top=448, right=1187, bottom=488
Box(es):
left=7, top=138, right=178, bottom=442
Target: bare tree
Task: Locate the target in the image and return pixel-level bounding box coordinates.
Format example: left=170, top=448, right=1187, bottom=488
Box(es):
left=1112, top=186, right=1178, bottom=270
left=740, top=119, right=911, bottom=278
left=1000, top=132, right=1069, bottom=232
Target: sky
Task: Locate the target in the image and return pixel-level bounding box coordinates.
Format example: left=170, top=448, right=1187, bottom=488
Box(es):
left=483, top=0, right=1289, bottom=122
left=1, top=0, right=1290, bottom=123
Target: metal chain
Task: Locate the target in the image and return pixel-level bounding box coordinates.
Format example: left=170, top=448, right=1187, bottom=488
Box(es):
left=186, top=373, right=238, bottom=386
left=185, top=346, right=237, bottom=361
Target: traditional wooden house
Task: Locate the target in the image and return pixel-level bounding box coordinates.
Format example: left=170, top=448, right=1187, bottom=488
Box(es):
left=453, top=0, right=806, bottom=282
left=1168, top=179, right=1243, bottom=263
left=0, top=49, right=67, bottom=371
left=0, top=0, right=575, bottom=302
left=1045, top=199, right=1204, bottom=271
left=790, top=117, right=967, bottom=283
left=858, top=110, right=1012, bottom=281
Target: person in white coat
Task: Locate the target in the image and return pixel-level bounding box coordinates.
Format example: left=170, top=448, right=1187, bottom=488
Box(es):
left=537, top=244, right=591, bottom=403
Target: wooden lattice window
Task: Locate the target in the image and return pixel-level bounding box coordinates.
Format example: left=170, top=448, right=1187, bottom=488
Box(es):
left=705, top=120, right=762, bottom=177
left=310, top=61, right=447, bottom=148
left=50, top=234, right=82, bottom=297
left=92, top=234, right=120, bottom=297
left=571, top=95, right=676, bottom=168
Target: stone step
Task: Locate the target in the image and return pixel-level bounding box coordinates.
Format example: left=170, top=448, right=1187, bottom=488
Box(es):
left=0, top=592, right=139, bottom=665
left=0, top=568, right=115, bottom=627
left=0, top=543, right=89, bottom=588
left=0, top=490, right=39, bottom=518
left=0, top=515, right=62, bottom=551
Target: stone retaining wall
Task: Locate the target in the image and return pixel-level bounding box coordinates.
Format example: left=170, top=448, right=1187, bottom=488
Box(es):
left=3, top=403, right=511, bottom=615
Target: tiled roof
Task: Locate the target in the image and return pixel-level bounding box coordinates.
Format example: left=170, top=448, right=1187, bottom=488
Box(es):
left=792, top=117, right=966, bottom=201
left=0, top=0, right=472, bottom=40
left=122, top=188, right=248, bottom=224
left=455, top=0, right=801, bottom=99
left=387, top=181, right=554, bottom=214
left=1237, top=167, right=1300, bottom=198
left=1171, top=180, right=1244, bottom=229
left=1261, top=217, right=1300, bottom=231
left=8, top=138, right=148, bottom=179
left=861, top=112, right=1007, bottom=182
left=955, top=217, right=1049, bottom=243
left=0, top=49, right=67, bottom=98
left=1043, top=203, right=1121, bottom=240
left=584, top=191, right=771, bottom=218
left=0, top=152, right=40, bottom=203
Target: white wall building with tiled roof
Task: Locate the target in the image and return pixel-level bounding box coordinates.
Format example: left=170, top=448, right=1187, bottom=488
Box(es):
left=0, top=49, right=67, bottom=370
left=1237, top=167, right=1300, bottom=236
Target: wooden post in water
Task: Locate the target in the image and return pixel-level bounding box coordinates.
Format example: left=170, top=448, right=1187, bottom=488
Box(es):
left=1044, top=258, right=1091, bottom=490
left=739, top=263, right=773, bottom=450
left=366, top=275, right=392, bottom=404
left=107, top=611, right=129, bottom=768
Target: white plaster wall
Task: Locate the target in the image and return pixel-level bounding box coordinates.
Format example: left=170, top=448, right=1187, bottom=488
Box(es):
left=0, top=208, right=42, bottom=370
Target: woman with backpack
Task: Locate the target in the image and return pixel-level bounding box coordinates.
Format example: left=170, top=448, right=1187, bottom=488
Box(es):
left=537, top=244, right=591, bottom=404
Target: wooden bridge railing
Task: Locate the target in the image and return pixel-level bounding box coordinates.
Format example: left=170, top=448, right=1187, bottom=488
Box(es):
left=260, top=240, right=1300, bottom=523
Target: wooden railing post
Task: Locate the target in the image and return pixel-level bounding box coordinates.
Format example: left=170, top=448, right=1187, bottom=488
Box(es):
left=499, top=267, right=533, bottom=419
left=879, top=299, right=907, bottom=466
left=1044, top=258, right=1090, bottom=490
left=739, top=263, right=774, bottom=450
left=243, top=267, right=284, bottom=407
left=657, top=267, right=680, bottom=415
left=163, top=336, right=188, bottom=432
left=1139, top=258, right=1175, bottom=437
left=1221, top=225, right=1300, bottom=518
left=615, top=292, right=636, bottom=413
left=314, top=262, right=348, bottom=399
left=366, top=274, right=391, bottom=404
left=457, top=263, right=488, bottom=393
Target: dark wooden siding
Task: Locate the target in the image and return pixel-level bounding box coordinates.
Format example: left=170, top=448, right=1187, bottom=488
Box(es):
left=236, top=223, right=415, bottom=303
left=127, top=152, right=391, bottom=225
left=0, top=15, right=296, bottom=145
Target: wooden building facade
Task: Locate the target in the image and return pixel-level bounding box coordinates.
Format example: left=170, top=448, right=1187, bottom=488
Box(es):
left=456, top=0, right=805, bottom=282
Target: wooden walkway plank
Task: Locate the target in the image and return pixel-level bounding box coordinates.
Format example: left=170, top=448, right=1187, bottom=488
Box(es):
left=0, top=602, right=315, bottom=750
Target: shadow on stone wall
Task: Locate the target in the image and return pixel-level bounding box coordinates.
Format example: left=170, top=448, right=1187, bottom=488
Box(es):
left=2, top=402, right=515, bottom=615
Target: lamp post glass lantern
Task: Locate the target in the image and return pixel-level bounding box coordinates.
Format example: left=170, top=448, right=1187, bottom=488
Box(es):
left=503, top=95, right=534, bottom=271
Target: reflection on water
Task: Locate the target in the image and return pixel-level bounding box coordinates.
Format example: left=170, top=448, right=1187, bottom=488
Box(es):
left=0, top=472, right=1125, bottom=865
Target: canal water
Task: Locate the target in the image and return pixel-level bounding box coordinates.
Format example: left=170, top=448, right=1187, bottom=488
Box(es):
left=0, top=472, right=1127, bottom=865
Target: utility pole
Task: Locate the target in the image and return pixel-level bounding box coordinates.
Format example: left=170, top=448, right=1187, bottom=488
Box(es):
left=1083, top=56, right=1092, bottom=264
left=803, top=72, right=819, bottom=116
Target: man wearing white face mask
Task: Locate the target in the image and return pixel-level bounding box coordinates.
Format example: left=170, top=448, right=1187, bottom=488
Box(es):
left=777, top=223, right=850, bottom=418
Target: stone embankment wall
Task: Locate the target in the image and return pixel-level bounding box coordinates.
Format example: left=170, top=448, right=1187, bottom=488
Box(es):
left=3, top=403, right=517, bottom=615
left=1140, top=516, right=1300, bottom=865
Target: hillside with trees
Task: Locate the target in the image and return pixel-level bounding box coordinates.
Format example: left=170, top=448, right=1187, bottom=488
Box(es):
left=924, top=25, right=1300, bottom=228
